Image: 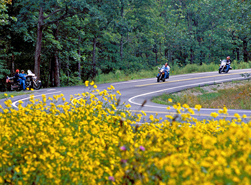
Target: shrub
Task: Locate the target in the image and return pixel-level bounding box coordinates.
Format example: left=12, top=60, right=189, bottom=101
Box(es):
left=0, top=84, right=251, bottom=184
left=60, top=71, right=81, bottom=86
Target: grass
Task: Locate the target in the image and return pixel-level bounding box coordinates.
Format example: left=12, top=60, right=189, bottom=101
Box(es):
left=191, top=87, right=207, bottom=94
left=94, top=60, right=251, bottom=84
left=94, top=69, right=157, bottom=84
left=0, top=91, right=34, bottom=99
left=152, top=81, right=251, bottom=110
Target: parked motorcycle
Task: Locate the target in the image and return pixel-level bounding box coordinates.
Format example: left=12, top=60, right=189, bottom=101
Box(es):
left=25, top=70, right=41, bottom=90
left=6, top=70, right=41, bottom=91
left=157, top=67, right=169, bottom=82
left=219, top=59, right=231, bottom=74
left=5, top=76, right=22, bottom=91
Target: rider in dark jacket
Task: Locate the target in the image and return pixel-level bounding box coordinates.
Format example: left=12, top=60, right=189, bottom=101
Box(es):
left=14, top=69, right=20, bottom=83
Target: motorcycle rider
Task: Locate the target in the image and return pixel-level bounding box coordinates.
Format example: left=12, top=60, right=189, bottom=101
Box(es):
left=19, top=70, right=27, bottom=90
left=14, top=69, right=20, bottom=82
left=157, top=63, right=170, bottom=79
left=226, top=56, right=231, bottom=71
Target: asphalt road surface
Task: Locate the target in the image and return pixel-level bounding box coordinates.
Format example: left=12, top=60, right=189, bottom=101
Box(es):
left=2, top=68, right=251, bottom=124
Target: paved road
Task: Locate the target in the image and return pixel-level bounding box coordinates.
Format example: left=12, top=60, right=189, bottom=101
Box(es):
left=1, top=68, right=251, bottom=124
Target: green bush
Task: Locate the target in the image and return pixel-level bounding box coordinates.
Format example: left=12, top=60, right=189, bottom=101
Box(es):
left=60, top=71, right=81, bottom=86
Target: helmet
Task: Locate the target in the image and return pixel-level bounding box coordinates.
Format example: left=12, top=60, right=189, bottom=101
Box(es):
left=227, top=56, right=230, bottom=59
left=16, top=69, right=19, bottom=73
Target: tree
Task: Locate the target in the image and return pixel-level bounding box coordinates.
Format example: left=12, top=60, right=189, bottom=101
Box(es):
left=229, top=0, right=251, bottom=62
left=14, top=0, right=88, bottom=82
left=0, top=0, right=16, bottom=78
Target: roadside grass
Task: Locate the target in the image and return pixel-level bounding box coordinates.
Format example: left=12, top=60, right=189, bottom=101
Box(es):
left=191, top=87, right=207, bottom=94
left=94, top=60, right=251, bottom=84
left=94, top=69, right=156, bottom=84
left=0, top=91, right=34, bottom=99
left=152, top=81, right=251, bottom=109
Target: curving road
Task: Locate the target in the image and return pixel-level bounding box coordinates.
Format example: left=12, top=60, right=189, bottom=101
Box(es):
left=2, top=68, right=251, bottom=123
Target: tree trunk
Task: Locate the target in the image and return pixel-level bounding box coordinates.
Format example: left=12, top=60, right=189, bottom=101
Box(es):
left=120, top=1, right=124, bottom=62
left=78, top=35, right=81, bottom=80
left=50, top=56, right=54, bottom=87
left=156, top=51, right=158, bottom=64
left=54, top=53, right=60, bottom=87
left=243, top=39, right=248, bottom=62
left=236, top=47, right=240, bottom=61
left=11, top=53, right=14, bottom=74
left=208, top=23, right=213, bottom=63
left=120, top=35, right=123, bottom=62
left=53, top=21, right=60, bottom=87
left=190, top=49, right=194, bottom=64
left=92, top=37, right=97, bottom=78
left=168, top=49, right=172, bottom=65
left=67, top=55, right=70, bottom=85
left=47, top=58, right=51, bottom=88
left=34, top=7, right=44, bottom=80
left=160, top=42, right=162, bottom=57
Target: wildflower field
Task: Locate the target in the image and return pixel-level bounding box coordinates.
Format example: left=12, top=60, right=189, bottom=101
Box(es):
left=0, top=82, right=251, bottom=185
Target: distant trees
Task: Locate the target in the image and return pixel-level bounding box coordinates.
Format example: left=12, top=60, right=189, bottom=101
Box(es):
left=1, top=0, right=251, bottom=86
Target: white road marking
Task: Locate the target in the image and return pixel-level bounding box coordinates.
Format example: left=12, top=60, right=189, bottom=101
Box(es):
left=47, top=89, right=56, bottom=91
left=111, top=69, right=251, bottom=86
left=130, top=110, right=251, bottom=117
left=110, top=72, right=216, bottom=85
left=128, top=77, right=251, bottom=113
left=12, top=91, right=62, bottom=108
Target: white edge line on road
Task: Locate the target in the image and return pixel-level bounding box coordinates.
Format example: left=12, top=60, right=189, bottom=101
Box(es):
left=128, top=77, right=251, bottom=113
left=47, top=89, right=56, bottom=91
left=12, top=91, right=62, bottom=108
left=110, top=72, right=217, bottom=85
left=111, top=69, right=251, bottom=85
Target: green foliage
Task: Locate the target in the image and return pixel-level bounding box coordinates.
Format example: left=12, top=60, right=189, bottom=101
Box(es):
left=1, top=0, right=251, bottom=87
left=236, top=61, right=251, bottom=69
left=60, top=71, right=81, bottom=87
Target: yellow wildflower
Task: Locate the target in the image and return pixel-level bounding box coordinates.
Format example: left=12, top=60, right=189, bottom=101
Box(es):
left=210, top=112, right=218, bottom=118
left=195, top=104, right=201, bottom=111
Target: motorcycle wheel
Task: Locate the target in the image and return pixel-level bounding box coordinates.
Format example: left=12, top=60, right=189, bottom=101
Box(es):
left=32, top=82, right=41, bottom=90
left=163, top=79, right=165, bottom=82
left=219, top=68, right=222, bottom=74
left=157, top=78, right=160, bottom=82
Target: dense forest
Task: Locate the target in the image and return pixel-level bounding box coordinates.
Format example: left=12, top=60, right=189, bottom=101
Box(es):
left=0, top=0, right=251, bottom=87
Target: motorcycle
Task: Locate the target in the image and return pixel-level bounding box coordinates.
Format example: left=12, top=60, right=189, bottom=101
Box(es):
left=6, top=70, right=41, bottom=91
left=157, top=67, right=169, bottom=82
left=25, top=70, right=42, bottom=90
left=219, top=59, right=231, bottom=74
